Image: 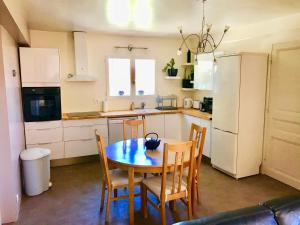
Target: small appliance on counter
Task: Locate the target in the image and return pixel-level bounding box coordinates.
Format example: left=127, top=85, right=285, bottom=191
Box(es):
left=156, top=95, right=178, bottom=110
left=193, top=100, right=201, bottom=109
left=183, top=97, right=193, bottom=109
left=201, top=97, right=213, bottom=113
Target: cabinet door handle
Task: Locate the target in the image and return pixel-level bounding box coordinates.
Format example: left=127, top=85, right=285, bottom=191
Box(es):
left=35, top=128, right=56, bottom=131
left=80, top=125, right=93, bottom=128
left=81, top=139, right=93, bottom=142
left=37, top=142, right=52, bottom=145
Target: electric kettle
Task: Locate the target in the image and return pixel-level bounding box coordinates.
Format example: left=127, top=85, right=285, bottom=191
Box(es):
left=183, top=97, right=193, bottom=109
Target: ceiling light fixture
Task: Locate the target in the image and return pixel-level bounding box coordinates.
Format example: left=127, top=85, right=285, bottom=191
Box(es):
left=177, top=0, right=230, bottom=62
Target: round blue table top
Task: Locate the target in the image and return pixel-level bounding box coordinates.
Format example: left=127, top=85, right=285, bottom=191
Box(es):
left=106, top=138, right=197, bottom=168
left=106, top=138, right=183, bottom=168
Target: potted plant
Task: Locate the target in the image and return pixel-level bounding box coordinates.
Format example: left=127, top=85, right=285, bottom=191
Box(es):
left=162, top=58, right=178, bottom=76
left=182, top=67, right=194, bottom=88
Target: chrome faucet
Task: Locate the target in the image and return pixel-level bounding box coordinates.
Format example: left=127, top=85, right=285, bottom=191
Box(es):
left=141, top=102, right=146, bottom=109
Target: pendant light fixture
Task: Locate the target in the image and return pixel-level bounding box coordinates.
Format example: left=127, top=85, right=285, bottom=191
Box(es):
left=177, top=0, right=230, bottom=62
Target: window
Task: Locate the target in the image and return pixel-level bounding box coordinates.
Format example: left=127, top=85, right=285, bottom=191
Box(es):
left=108, top=58, right=131, bottom=96
left=135, top=59, right=155, bottom=96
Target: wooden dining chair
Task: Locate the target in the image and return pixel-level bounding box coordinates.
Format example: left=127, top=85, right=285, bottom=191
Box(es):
left=141, top=141, right=196, bottom=225
left=123, top=119, right=146, bottom=140
left=188, top=123, right=206, bottom=203
left=95, top=130, right=143, bottom=224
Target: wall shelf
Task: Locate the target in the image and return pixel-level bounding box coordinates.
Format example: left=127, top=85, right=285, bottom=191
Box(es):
left=181, top=63, right=194, bottom=67
left=164, top=76, right=181, bottom=80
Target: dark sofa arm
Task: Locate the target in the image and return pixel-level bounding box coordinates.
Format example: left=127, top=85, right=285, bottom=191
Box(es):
left=173, top=205, right=277, bottom=225
left=263, top=194, right=300, bottom=225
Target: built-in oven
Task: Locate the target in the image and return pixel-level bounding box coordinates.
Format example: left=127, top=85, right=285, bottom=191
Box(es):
left=22, top=87, right=61, bottom=122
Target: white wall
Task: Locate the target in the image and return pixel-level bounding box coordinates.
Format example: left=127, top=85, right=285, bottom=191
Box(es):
left=0, top=25, right=25, bottom=223
left=30, top=30, right=193, bottom=112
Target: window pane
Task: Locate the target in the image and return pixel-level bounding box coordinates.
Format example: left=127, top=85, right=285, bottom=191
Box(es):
left=108, top=58, right=131, bottom=96
left=135, top=59, right=155, bottom=96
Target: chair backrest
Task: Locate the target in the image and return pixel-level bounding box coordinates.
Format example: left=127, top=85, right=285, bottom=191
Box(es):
left=95, top=130, right=111, bottom=187
left=123, top=119, right=146, bottom=140
left=161, top=141, right=196, bottom=201
left=189, top=123, right=206, bottom=163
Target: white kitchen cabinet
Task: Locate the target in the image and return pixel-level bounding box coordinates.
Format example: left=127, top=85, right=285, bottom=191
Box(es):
left=164, top=114, right=182, bottom=140
left=63, top=118, right=108, bottom=158
left=24, top=121, right=64, bottom=160
left=27, top=142, right=64, bottom=160
left=20, top=47, right=60, bottom=86
left=182, top=114, right=212, bottom=157
left=25, top=121, right=63, bottom=145
left=194, top=53, right=214, bottom=90
left=145, top=114, right=165, bottom=138
left=64, top=138, right=108, bottom=158
left=25, top=127, right=63, bottom=145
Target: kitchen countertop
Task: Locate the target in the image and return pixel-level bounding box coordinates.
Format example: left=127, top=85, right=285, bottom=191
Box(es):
left=62, top=108, right=212, bottom=121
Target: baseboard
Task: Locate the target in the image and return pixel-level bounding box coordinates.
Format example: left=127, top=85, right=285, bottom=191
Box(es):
left=262, top=165, right=300, bottom=190
left=50, top=155, right=99, bottom=167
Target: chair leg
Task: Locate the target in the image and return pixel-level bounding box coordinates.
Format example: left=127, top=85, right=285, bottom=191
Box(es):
left=169, top=200, right=177, bottom=211
left=141, top=184, right=148, bottom=218
left=105, top=190, right=111, bottom=224
left=187, top=192, right=193, bottom=220
left=100, top=182, right=106, bottom=212
left=114, top=189, right=118, bottom=198
left=161, top=202, right=166, bottom=225
left=196, top=180, right=200, bottom=204
left=196, top=174, right=201, bottom=203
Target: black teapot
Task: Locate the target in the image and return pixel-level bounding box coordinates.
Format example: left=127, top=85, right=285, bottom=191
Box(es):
left=144, top=133, right=161, bottom=150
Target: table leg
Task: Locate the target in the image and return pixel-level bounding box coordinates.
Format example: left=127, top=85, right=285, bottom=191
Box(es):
left=128, top=167, right=135, bottom=225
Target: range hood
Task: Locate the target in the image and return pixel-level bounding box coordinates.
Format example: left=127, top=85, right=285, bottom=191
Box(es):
left=65, top=32, right=97, bottom=82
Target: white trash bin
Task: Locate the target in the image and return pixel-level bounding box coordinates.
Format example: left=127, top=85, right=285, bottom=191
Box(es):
left=20, top=148, right=51, bottom=196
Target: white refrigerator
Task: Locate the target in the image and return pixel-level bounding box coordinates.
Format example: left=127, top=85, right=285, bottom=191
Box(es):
left=211, top=53, right=268, bottom=179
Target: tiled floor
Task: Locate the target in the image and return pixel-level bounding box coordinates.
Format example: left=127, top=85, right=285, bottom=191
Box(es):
left=14, top=160, right=299, bottom=225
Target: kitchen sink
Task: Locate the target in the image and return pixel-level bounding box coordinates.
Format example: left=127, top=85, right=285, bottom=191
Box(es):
left=133, top=108, right=161, bottom=114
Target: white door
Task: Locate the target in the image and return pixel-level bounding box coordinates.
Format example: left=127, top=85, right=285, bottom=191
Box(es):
left=213, top=55, right=241, bottom=133
left=211, top=128, right=238, bottom=175
left=263, top=41, right=300, bottom=190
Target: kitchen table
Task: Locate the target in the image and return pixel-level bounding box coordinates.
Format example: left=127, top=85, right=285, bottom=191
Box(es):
left=106, top=138, right=197, bottom=225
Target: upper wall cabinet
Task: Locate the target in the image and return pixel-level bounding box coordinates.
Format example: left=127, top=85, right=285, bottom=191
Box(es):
left=20, top=47, right=60, bottom=87
left=194, top=53, right=214, bottom=90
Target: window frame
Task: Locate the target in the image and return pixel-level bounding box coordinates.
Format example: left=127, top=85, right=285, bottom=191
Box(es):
left=106, top=56, right=132, bottom=99
left=106, top=56, right=156, bottom=99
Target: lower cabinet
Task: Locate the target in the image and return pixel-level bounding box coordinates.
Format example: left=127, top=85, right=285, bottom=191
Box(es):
left=144, top=114, right=165, bottom=138
left=26, top=142, right=64, bottom=160
left=25, top=121, right=64, bottom=160
left=64, top=138, right=108, bottom=158
left=164, top=114, right=182, bottom=140
left=62, top=118, right=108, bottom=158
left=182, top=115, right=212, bottom=157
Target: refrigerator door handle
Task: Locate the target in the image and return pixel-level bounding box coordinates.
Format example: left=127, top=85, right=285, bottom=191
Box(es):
left=213, top=127, right=237, bottom=135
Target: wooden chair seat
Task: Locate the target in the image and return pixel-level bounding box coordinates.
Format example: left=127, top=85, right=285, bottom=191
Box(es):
left=143, top=175, right=187, bottom=200
left=110, top=169, right=143, bottom=188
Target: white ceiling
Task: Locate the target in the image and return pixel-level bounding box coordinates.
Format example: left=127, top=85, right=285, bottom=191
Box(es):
left=24, top=0, right=300, bottom=36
